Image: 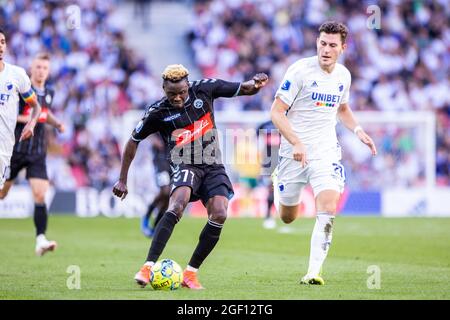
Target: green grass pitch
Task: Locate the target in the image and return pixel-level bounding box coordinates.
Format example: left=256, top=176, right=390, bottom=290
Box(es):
left=0, top=215, right=449, bottom=300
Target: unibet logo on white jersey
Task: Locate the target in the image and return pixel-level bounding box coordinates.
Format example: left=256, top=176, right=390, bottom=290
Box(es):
left=275, top=56, right=351, bottom=161
left=0, top=62, right=32, bottom=158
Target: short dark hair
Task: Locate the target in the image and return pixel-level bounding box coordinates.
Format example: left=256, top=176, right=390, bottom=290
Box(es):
left=318, top=21, right=348, bottom=44
left=0, top=28, right=6, bottom=39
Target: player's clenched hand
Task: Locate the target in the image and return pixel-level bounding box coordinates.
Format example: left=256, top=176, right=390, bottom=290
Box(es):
left=112, top=181, right=128, bottom=200
left=56, top=123, right=65, bottom=133
left=293, top=141, right=308, bottom=167
left=19, top=120, right=36, bottom=142
left=356, top=130, right=377, bottom=156
left=253, top=73, right=269, bottom=89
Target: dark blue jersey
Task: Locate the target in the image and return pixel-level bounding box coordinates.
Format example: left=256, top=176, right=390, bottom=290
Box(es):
left=14, top=85, right=55, bottom=156
left=132, top=79, right=240, bottom=165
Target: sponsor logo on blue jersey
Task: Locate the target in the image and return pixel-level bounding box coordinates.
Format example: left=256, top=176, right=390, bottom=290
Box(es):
left=281, top=80, right=291, bottom=91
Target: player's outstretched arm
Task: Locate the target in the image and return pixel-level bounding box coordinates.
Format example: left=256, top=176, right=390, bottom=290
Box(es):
left=238, top=73, right=269, bottom=96
left=271, top=97, right=307, bottom=167
left=113, top=138, right=139, bottom=200
left=338, top=103, right=377, bottom=156
left=19, top=93, right=41, bottom=141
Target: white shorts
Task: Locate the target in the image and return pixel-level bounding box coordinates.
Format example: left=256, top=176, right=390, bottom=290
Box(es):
left=275, top=156, right=345, bottom=206
left=0, top=155, right=11, bottom=190
left=156, top=171, right=171, bottom=187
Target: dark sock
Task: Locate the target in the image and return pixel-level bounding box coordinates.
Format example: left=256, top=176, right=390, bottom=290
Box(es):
left=34, top=203, right=48, bottom=236
left=267, top=198, right=274, bottom=219
left=188, top=220, right=223, bottom=269
left=152, top=210, right=163, bottom=228
left=152, top=203, right=168, bottom=228
left=145, top=203, right=156, bottom=220
left=146, top=211, right=179, bottom=262
left=266, top=186, right=274, bottom=219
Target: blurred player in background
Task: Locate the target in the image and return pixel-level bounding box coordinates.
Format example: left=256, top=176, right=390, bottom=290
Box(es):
left=0, top=52, right=65, bottom=257
left=256, top=119, right=280, bottom=229
left=271, top=21, right=377, bottom=285
left=113, top=64, right=268, bottom=289
left=140, top=133, right=170, bottom=238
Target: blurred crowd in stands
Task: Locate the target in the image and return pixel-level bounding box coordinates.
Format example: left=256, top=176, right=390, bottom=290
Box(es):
left=189, top=0, right=450, bottom=188
left=1, top=0, right=449, bottom=191
left=1, top=0, right=162, bottom=190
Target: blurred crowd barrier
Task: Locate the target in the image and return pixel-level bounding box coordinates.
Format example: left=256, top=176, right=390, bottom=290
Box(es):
left=1, top=0, right=162, bottom=191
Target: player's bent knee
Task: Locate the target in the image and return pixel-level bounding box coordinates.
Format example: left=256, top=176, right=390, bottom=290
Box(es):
left=208, top=202, right=228, bottom=224
left=33, top=192, right=46, bottom=204
left=315, top=189, right=340, bottom=214
left=321, top=205, right=337, bottom=215
left=168, top=200, right=187, bottom=217
left=316, top=202, right=337, bottom=215
left=280, top=213, right=296, bottom=224
left=207, top=197, right=228, bottom=224
left=280, top=215, right=295, bottom=224
left=169, top=201, right=186, bottom=217
left=279, top=205, right=298, bottom=224
left=279, top=196, right=299, bottom=224
left=0, top=190, right=7, bottom=200
left=209, top=209, right=227, bottom=225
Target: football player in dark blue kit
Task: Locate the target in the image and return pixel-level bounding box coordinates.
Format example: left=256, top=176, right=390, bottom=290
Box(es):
left=113, top=64, right=268, bottom=289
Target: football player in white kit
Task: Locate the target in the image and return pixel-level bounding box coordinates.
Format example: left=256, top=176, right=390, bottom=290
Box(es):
left=0, top=29, right=41, bottom=195
left=271, top=22, right=377, bottom=285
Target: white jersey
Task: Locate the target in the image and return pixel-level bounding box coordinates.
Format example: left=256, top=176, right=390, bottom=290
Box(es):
left=275, top=55, right=351, bottom=161
left=0, top=62, right=32, bottom=158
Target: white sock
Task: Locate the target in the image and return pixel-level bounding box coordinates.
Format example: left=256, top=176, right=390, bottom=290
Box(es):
left=186, top=265, right=198, bottom=272
left=144, top=261, right=154, bottom=267
left=307, top=212, right=335, bottom=277
left=36, top=234, right=47, bottom=245
left=272, top=172, right=280, bottom=214
left=273, top=193, right=280, bottom=214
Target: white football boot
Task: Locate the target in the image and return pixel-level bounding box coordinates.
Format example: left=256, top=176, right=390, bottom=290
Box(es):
left=35, top=234, right=57, bottom=257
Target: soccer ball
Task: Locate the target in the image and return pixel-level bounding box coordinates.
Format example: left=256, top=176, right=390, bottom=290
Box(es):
left=150, top=259, right=183, bottom=290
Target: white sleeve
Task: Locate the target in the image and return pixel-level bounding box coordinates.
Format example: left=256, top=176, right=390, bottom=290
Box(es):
left=275, top=64, right=302, bottom=107
left=16, top=67, right=32, bottom=95
left=340, top=70, right=351, bottom=104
